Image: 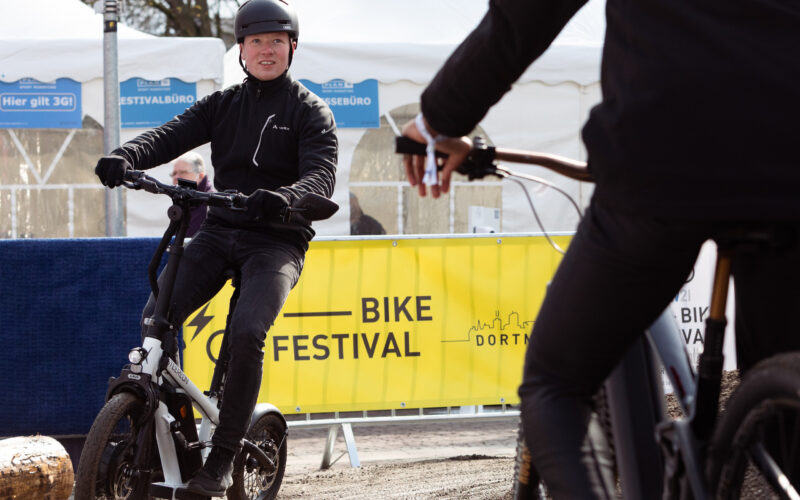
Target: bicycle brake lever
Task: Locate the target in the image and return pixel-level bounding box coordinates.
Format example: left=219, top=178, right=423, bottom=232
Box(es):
left=222, top=190, right=248, bottom=211
left=459, top=137, right=499, bottom=180
left=395, top=135, right=499, bottom=179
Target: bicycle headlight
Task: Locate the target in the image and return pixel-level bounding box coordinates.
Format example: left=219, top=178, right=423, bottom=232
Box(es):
left=128, top=347, right=147, bottom=365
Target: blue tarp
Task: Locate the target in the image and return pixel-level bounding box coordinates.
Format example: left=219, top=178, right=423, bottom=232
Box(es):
left=0, top=238, right=163, bottom=436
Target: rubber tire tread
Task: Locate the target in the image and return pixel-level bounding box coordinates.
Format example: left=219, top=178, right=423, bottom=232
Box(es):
left=228, top=413, right=288, bottom=500
left=74, top=391, right=148, bottom=500
left=707, top=351, right=800, bottom=499
left=512, top=387, right=617, bottom=500
left=512, top=418, right=546, bottom=500
left=593, top=385, right=619, bottom=482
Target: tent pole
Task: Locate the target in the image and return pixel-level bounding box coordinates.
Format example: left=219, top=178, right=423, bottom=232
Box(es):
left=102, top=0, right=125, bottom=237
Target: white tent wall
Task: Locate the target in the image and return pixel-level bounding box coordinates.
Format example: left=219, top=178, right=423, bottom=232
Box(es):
left=481, top=81, right=601, bottom=234
left=0, top=0, right=225, bottom=238
left=312, top=80, right=602, bottom=237
left=222, top=0, right=605, bottom=237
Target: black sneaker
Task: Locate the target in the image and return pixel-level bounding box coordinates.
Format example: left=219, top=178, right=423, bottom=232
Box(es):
left=186, top=446, right=235, bottom=497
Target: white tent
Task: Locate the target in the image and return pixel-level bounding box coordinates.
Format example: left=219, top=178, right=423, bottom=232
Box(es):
left=224, top=0, right=605, bottom=236
left=0, top=0, right=226, bottom=236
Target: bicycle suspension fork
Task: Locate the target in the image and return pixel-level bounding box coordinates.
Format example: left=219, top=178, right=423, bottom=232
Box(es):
left=690, top=252, right=731, bottom=440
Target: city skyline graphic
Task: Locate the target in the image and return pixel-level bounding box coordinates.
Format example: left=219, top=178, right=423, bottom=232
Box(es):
left=443, top=310, right=535, bottom=343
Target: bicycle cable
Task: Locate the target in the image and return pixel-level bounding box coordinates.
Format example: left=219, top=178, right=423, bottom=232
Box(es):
left=496, top=165, right=584, bottom=255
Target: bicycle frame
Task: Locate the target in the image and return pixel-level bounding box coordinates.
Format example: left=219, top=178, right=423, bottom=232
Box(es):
left=110, top=183, right=225, bottom=494
left=77, top=171, right=340, bottom=500
left=101, top=173, right=285, bottom=498
left=607, top=308, right=703, bottom=499
left=139, top=335, right=221, bottom=488
left=609, top=247, right=739, bottom=500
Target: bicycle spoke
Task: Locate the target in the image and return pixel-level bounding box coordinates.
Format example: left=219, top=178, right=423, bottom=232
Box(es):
left=749, top=442, right=800, bottom=500
left=778, top=410, right=791, bottom=472
left=789, top=411, right=800, bottom=480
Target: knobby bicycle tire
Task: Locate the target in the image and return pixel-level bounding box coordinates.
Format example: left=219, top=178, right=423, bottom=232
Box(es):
left=512, top=418, right=547, bottom=500
left=74, top=392, right=155, bottom=500
left=707, top=351, right=800, bottom=499
left=512, top=387, right=617, bottom=500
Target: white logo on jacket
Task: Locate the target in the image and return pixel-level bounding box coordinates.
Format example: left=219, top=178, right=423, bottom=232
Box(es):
left=252, top=113, right=276, bottom=167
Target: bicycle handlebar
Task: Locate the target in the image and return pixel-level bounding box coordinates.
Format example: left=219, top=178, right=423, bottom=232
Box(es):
left=394, top=136, right=593, bottom=183
left=122, top=170, right=247, bottom=210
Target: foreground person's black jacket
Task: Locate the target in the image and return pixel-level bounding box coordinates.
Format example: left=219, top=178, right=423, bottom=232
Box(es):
left=422, top=0, right=800, bottom=220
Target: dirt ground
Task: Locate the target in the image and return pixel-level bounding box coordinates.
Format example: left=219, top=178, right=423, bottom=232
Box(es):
left=278, top=418, right=519, bottom=499
left=275, top=372, right=745, bottom=500
left=67, top=373, right=752, bottom=499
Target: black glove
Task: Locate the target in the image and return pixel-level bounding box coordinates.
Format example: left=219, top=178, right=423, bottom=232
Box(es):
left=95, top=155, right=132, bottom=188
left=245, top=189, right=290, bottom=219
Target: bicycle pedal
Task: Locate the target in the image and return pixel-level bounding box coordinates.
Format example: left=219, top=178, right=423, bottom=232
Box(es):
left=175, top=487, right=213, bottom=500
left=152, top=483, right=212, bottom=500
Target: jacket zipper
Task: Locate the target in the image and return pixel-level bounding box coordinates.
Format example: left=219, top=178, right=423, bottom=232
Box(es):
left=252, top=113, right=275, bottom=167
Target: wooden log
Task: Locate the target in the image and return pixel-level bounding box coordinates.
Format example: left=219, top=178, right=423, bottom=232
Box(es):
left=0, top=435, right=73, bottom=500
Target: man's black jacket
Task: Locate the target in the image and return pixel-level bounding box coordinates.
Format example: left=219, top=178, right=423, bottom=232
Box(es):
left=113, top=72, right=338, bottom=250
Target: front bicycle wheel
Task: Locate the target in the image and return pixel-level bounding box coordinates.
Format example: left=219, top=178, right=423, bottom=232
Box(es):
left=74, top=392, right=156, bottom=500
left=228, top=413, right=287, bottom=500
left=513, top=387, right=616, bottom=499
left=707, top=351, right=800, bottom=499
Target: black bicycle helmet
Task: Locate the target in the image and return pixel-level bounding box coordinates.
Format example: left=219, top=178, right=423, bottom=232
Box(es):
left=235, top=0, right=299, bottom=45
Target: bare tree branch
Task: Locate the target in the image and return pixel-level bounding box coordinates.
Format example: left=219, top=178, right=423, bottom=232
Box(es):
left=80, top=0, right=237, bottom=46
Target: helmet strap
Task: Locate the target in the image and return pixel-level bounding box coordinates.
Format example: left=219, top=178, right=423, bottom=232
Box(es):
left=238, top=52, right=258, bottom=81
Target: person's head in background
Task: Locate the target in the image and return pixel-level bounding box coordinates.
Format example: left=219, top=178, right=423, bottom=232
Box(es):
left=171, top=151, right=206, bottom=186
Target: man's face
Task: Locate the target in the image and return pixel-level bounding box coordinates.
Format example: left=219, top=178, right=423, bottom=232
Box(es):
left=240, top=31, right=295, bottom=82
left=171, top=160, right=202, bottom=186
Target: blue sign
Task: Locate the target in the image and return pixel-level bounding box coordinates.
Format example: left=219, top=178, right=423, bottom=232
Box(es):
left=300, top=78, right=379, bottom=128
left=0, top=78, right=82, bottom=129
left=120, top=78, right=197, bottom=128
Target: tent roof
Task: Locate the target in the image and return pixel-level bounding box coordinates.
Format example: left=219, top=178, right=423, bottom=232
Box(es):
left=0, top=0, right=225, bottom=84
left=224, top=0, right=605, bottom=88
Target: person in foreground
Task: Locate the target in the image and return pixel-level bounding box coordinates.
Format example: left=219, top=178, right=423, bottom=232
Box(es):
left=94, top=0, right=337, bottom=495
left=401, top=0, right=800, bottom=497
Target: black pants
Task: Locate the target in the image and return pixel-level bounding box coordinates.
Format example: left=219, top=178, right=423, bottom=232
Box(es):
left=142, top=225, right=304, bottom=453
left=518, top=202, right=800, bottom=498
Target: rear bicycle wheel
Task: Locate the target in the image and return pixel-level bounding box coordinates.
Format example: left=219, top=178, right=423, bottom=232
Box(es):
left=707, top=351, right=800, bottom=499
left=74, top=392, right=156, bottom=500
left=228, top=413, right=287, bottom=500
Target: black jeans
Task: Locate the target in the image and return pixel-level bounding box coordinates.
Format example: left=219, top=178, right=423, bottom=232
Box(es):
left=142, top=225, right=304, bottom=453
left=518, top=202, right=800, bottom=498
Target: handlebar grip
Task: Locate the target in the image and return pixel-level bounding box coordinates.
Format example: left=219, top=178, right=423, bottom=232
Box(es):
left=123, top=169, right=145, bottom=182
left=395, top=136, right=449, bottom=159
left=232, top=193, right=248, bottom=209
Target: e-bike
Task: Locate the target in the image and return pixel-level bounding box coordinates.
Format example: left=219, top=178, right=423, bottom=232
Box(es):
left=74, top=169, right=337, bottom=500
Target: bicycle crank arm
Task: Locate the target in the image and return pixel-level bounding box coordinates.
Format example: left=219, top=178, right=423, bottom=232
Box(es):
left=242, top=439, right=275, bottom=469
left=172, top=430, right=212, bottom=451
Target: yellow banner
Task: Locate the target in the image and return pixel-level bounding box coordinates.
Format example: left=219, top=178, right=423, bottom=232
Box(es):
left=182, top=235, right=568, bottom=414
